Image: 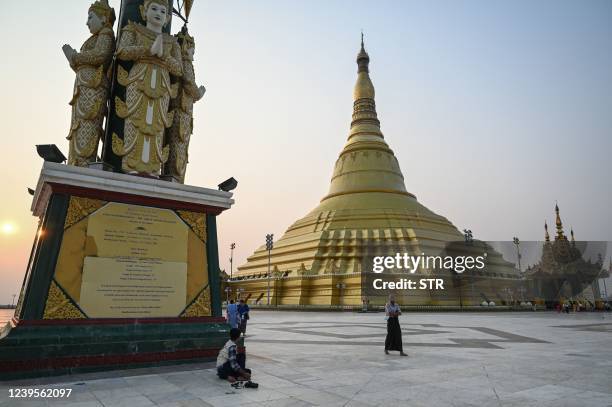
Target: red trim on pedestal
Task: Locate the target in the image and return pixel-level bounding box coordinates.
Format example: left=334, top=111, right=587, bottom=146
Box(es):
left=0, top=348, right=220, bottom=373
left=48, top=183, right=228, bottom=214
left=14, top=316, right=226, bottom=327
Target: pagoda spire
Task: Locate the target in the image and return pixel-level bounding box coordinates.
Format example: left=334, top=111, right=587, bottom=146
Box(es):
left=320, top=35, right=412, bottom=202
left=544, top=221, right=550, bottom=242
left=555, top=203, right=566, bottom=240
left=350, top=33, right=381, bottom=138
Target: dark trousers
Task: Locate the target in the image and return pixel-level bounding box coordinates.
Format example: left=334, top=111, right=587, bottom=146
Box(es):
left=385, top=317, right=403, bottom=352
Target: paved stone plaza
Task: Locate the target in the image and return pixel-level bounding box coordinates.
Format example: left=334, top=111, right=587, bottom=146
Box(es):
left=1, top=311, right=611, bottom=406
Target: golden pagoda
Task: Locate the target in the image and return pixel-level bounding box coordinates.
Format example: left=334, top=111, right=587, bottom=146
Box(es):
left=231, top=39, right=519, bottom=307
left=524, top=204, right=606, bottom=303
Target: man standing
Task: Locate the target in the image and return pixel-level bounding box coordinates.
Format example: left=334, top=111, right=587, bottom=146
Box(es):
left=237, top=299, right=250, bottom=335
left=226, top=299, right=239, bottom=329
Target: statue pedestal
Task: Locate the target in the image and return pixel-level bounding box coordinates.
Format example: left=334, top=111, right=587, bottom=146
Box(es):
left=0, top=162, right=234, bottom=379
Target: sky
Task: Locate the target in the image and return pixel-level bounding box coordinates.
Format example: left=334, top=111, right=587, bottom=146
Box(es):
left=0, top=1, right=611, bottom=303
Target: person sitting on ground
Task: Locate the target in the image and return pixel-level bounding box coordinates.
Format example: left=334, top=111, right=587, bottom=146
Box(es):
left=216, top=328, right=255, bottom=386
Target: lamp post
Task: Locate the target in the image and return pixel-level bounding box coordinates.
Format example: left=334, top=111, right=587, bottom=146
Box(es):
left=229, top=242, right=236, bottom=279
left=11, top=294, right=16, bottom=307
left=224, top=286, right=231, bottom=303
left=513, top=237, right=522, bottom=272
left=602, top=260, right=609, bottom=300
left=265, top=234, right=274, bottom=305
left=464, top=229, right=475, bottom=305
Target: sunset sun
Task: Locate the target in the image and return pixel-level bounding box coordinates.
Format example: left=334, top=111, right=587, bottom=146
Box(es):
left=1, top=222, right=16, bottom=235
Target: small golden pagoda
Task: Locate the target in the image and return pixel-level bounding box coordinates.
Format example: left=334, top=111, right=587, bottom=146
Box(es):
left=231, top=39, right=519, bottom=307
left=524, top=204, right=606, bottom=303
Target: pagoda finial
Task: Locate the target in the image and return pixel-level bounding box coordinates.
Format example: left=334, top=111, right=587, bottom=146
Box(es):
left=555, top=203, right=566, bottom=240
left=356, top=32, right=370, bottom=75
left=544, top=221, right=550, bottom=242
left=570, top=227, right=575, bottom=244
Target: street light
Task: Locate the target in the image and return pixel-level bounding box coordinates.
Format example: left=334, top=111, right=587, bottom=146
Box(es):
left=224, top=286, right=232, bottom=303
left=230, top=242, right=236, bottom=279
left=464, top=229, right=475, bottom=305
left=265, top=234, right=274, bottom=305
left=36, top=144, right=66, bottom=163
left=513, top=237, right=522, bottom=272
left=218, top=177, right=238, bottom=192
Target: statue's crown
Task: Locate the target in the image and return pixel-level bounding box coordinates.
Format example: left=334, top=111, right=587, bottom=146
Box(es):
left=144, top=0, right=170, bottom=10
left=89, top=0, right=116, bottom=25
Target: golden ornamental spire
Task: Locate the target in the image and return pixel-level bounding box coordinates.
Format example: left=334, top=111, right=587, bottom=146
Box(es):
left=544, top=221, right=550, bottom=242
left=320, top=36, right=413, bottom=203
left=349, top=34, right=383, bottom=141
left=351, top=34, right=378, bottom=128
left=555, top=203, right=566, bottom=240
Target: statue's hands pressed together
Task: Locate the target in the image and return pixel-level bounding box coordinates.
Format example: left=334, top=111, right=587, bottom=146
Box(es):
left=62, top=44, right=77, bottom=63
left=198, top=85, right=206, bottom=98
left=150, top=34, right=164, bottom=57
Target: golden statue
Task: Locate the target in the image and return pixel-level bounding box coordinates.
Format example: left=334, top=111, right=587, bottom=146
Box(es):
left=112, top=0, right=183, bottom=176
left=164, top=26, right=206, bottom=183
left=62, top=0, right=116, bottom=167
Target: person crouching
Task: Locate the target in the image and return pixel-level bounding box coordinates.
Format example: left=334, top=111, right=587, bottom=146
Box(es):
left=216, top=328, right=257, bottom=387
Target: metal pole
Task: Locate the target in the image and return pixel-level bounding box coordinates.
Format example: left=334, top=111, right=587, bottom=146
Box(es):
left=265, top=234, right=273, bottom=306
left=513, top=237, right=521, bottom=272
left=230, top=242, right=235, bottom=279
left=459, top=276, right=463, bottom=310
left=463, top=229, right=474, bottom=306
left=11, top=294, right=16, bottom=307
left=267, top=249, right=271, bottom=305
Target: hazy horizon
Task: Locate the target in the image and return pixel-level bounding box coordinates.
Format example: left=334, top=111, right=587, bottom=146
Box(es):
left=0, top=1, right=611, bottom=303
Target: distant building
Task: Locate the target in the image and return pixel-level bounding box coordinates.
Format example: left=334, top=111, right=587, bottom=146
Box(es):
left=524, top=205, right=607, bottom=304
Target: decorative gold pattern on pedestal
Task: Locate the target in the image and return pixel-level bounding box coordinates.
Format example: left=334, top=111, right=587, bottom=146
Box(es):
left=177, top=210, right=206, bottom=242
left=64, top=196, right=106, bottom=229
left=180, top=285, right=211, bottom=317
left=43, top=280, right=86, bottom=319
